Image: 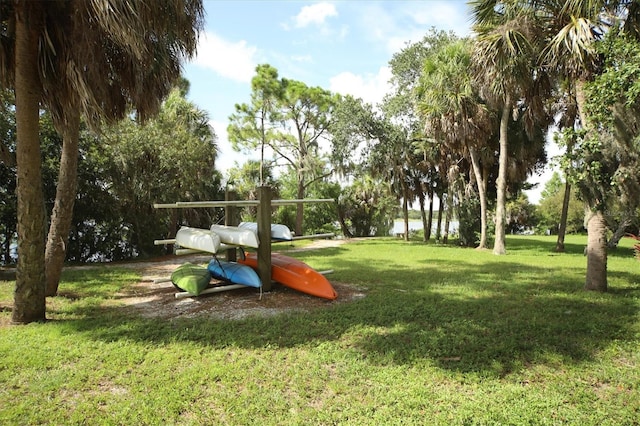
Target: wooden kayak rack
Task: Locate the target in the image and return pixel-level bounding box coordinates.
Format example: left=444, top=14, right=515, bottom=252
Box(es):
left=153, top=186, right=335, bottom=291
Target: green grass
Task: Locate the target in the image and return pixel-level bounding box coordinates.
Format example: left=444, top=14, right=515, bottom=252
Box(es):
left=1, top=235, right=639, bottom=425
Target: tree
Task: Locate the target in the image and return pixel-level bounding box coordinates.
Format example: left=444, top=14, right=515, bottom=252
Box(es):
left=0, top=0, right=204, bottom=323
left=338, top=176, right=397, bottom=237
left=538, top=172, right=584, bottom=235
left=416, top=38, right=494, bottom=249
left=384, top=29, right=457, bottom=243
left=532, top=0, right=639, bottom=291
left=471, top=1, right=547, bottom=255
left=102, top=88, right=220, bottom=257
left=330, top=95, right=409, bottom=239
left=578, top=30, right=640, bottom=283
left=227, top=65, right=283, bottom=186
left=229, top=65, right=337, bottom=236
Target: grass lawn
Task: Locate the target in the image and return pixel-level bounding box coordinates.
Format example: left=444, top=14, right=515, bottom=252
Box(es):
left=1, top=235, right=639, bottom=425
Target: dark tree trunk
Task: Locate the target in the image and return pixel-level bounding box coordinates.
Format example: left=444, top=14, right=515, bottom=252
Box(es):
left=607, top=213, right=633, bottom=249
left=435, top=195, right=444, bottom=242
left=402, top=192, right=409, bottom=241
left=13, top=4, right=47, bottom=324
left=426, top=191, right=434, bottom=241
left=45, top=110, right=80, bottom=296
left=418, top=187, right=428, bottom=242
left=295, top=178, right=304, bottom=237
left=555, top=181, right=571, bottom=252
left=443, top=197, right=451, bottom=244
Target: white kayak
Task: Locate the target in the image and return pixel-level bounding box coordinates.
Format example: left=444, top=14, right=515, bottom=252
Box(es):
left=210, top=224, right=260, bottom=248
left=175, top=226, right=221, bottom=254
left=238, top=222, right=293, bottom=241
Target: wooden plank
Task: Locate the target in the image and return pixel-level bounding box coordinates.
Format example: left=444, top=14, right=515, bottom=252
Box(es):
left=154, top=200, right=259, bottom=208
left=225, top=189, right=238, bottom=262
left=257, top=186, right=272, bottom=291
left=154, top=239, right=176, bottom=245
left=174, top=284, right=247, bottom=299
left=154, top=198, right=333, bottom=209
left=174, top=248, right=205, bottom=256
left=271, top=198, right=335, bottom=206
left=290, top=233, right=335, bottom=241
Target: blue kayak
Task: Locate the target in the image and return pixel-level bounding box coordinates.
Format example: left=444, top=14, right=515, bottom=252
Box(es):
left=207, top=259, right=261, bottom=288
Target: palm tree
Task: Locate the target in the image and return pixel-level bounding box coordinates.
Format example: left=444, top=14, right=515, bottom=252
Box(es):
left=474, top=0, right=638, bottom=289
left=471, top=1, right=543, bottom=255
left=416, top=38, right=494, bottom=249
left=531, top=0, right=637, bottom=291
left=0, top=0, right=204, bottom=323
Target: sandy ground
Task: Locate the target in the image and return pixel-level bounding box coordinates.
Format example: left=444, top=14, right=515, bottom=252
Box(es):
left=102, top=238, right=366, bottom=321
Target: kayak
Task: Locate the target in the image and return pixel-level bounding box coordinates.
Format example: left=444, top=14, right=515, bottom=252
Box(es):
left=207, top=259, right=261, bottom=288
left=175, top=226, right=221, bottom=254
left=239, top=252, right=337, bottom=300
left=210, top=224, right=259, bottom=248
left=170, top=262, right=212, bottom=296
left=238, top=222, right=293, bottom=241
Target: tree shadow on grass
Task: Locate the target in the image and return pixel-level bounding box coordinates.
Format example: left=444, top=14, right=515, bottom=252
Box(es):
left=58, top=248, right=640, bottom=379
left=506, top=235, right=636, bottom=259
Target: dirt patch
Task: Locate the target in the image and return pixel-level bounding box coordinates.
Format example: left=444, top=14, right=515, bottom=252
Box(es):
left=116, top=238, right=366, bottom=320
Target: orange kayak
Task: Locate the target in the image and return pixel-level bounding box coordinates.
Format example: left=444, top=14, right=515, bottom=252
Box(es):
left=239, top=252, right=338, bottom=300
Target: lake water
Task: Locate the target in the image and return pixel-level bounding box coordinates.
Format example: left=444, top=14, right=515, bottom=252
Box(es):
left=391, top=220, right=459, bottom=236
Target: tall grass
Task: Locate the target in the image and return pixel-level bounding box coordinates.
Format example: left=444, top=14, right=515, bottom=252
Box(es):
left=1, top=235, right=639, bottom=425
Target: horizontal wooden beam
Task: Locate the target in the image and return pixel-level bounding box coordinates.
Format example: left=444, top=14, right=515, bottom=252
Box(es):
left=174, top=284, right=247, bottom=299
left=154, top=239, right=175, bottom=245
left=290, top=233, right=335, bottom=241
left=271, top=198, right=335, bottom=206
left=154, top=198, right=335, bottom=209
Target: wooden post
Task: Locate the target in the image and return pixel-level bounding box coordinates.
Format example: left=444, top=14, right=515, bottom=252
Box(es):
left=225, top=189, right=238, bottom=262
left=257, top=186, right=272, bottom=291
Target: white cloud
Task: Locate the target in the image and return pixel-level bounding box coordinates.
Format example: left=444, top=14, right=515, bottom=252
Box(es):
left=191, top=32, right=258, bottom=83
left=329, top=66, right=392, bottom=106
left=409, top=2, right=472, bottom=37
left=356, top=1, right=471, bottom=55
left=294, top=2, right=338, bottom=28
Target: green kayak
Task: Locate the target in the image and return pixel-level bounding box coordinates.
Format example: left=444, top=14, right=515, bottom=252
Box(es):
left=171, top=262, right=211, bottom=296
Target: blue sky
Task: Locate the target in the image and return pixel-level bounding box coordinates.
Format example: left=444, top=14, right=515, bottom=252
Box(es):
left=182, top=0, right=554, bottom=202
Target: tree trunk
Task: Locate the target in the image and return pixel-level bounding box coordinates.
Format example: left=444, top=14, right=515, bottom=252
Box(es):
left=418, top=189, right=428, bottom=242
left=45, top=110, right=80, bottom=296
left=402, top=189, right=409, bottom=241
left=443, top=192, right=452, bottom=244
left=336, top=204, right=353, bottom=238
left=585, top=209, right=608, bottom=292
left=426, top=191, right=434, bottom=241
left=295, top=178, right=304, bottom=236
left=468, top=146, right=487, bottom=249
left=575, top=79, right=608, bottom=291
left=575, top=80, right=589, bottom=128
left=493, top=101, right=510, bottom=255
left=13, top=4, right=47, bottom=324
left=607, top=213, right=633, bottom=249
left=555, top=181, right=571, bottom=252
left=435, top=195, right=443, bottom=242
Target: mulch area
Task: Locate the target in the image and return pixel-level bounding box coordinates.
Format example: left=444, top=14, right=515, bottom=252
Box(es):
left=118, top=241, right=365, bottom=320
left=1, top=238, right=366, bottom=321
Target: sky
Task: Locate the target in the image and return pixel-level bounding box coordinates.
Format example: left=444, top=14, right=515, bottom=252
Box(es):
left=182, top=0, right=558, bottom=204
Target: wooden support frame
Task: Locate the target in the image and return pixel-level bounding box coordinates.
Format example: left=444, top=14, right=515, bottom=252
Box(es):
left=257, top=186, right=272, bottom=291
left=225, top=189, right=238, bottom=262
left=153, top=189, right=336, bottom=295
